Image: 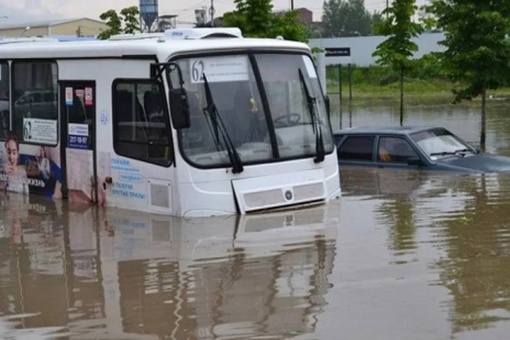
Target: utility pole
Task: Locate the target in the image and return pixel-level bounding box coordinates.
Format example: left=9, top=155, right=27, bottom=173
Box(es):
left=291, top=0, right=294, bottom=10
left=209, top=0, right=215, bottom=26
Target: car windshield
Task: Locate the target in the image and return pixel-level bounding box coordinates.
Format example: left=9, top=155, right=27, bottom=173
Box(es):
left=410, top=128, right=473, bottom=158
left=167, top=52, right=334, bottom=168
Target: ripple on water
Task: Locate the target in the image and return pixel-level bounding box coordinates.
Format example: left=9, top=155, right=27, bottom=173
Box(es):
left=0, top=313, right=71, bottom=339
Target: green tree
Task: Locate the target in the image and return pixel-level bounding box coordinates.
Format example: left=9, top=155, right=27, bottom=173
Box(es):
left=222, top=0, right=307, bottom=41
left=223, top=0, right=273, bottom=38
left=417, top=3, right=438, bottom=32
left=271, top=11, right=307, bottom=42
left=121, top=6, right=141, bottom=34
left=428, top=1, right=510, bottom=148
left=372, top=0, right=423, bottom=126
left=98, top=6, right=141, bottom=40
left=370, top=11, right=383, bottom=33
left=322, top=0, right=381, bottom=37
left=98, top=9, right=122, bottom=40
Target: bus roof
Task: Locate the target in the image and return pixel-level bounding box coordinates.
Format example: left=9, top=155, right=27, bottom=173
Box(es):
left=0, top=28, right=310, bottom=60
left=0, top=36, right=59, bottom=44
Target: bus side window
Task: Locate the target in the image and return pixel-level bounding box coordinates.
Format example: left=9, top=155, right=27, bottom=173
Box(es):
left=0, top=62, right=9, bottom=140
left=11, top=61, right=58, bottom=145
left=112, top=80, right=172, bottom=167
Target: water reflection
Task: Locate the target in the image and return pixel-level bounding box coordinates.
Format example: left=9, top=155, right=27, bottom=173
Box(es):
left=340, top=166, right=510, bottom=336
left=0, top=193, right=337, bottom=339
left=431, top=174, right=510, bottom=334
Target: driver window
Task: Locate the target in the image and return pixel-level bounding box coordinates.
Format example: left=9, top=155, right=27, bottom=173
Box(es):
left=112, top=79, right=172, bottom=166
left=378, top=137, right=417, bottom=163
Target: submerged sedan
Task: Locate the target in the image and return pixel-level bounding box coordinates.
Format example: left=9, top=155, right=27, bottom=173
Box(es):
left=334, top=126, right=510, bottom=173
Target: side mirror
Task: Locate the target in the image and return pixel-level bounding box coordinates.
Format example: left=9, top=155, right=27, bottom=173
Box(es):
left=407, top=157, right=422, bottom=166
left=169, top=88, right=190, bottom=129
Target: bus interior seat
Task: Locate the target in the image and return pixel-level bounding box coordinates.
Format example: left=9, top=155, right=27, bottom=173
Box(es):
left=222, top=89, right=251, bottom=146
left=144, top=90, right=163, bottom=122
left=116, top=90, right=135, bottom=123
left=184, top=92, right=209, bottom=150
left=114, top=90, right=150, bottom=160
left=116, top=90, right=146, bottom=124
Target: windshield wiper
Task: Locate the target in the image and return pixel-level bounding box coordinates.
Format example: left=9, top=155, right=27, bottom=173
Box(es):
left=430, top=151, right=456, bottom=156
left=299, top=68, right=325, bottom=163
left=202, top=74, right=244, bottom=174
left=454, top=148, right=473, bottom=154
left=430, top=148, right=474, bottom=157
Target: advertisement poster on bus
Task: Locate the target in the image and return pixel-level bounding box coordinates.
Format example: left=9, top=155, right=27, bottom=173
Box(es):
left=23, top=118, right=58, bottom=145
left=0, top=131, right=62, bottom=198
left=0, top=130, right=103, bottom=204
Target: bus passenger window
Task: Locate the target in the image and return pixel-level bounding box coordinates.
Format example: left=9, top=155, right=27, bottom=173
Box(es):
left=11, top=61, right=58, bottom=145
left=112, top=80, right=172, bottom=166
left=0, top=62, right=9, bottom=140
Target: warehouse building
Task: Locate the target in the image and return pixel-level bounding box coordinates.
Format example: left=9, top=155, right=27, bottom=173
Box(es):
left=0, top=18, right=108, bottom=38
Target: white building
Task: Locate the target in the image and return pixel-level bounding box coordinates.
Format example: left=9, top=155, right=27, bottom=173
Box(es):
left=309, top=32, right=446, bottom=66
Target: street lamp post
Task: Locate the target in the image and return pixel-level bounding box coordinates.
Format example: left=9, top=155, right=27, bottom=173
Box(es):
left=209, top=0, right=215, bottom=27
left=20, top=26, right=30, bottom=37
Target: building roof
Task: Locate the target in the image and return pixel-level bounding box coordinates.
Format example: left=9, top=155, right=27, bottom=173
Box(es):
left=0, top=18, right=107, bottom=30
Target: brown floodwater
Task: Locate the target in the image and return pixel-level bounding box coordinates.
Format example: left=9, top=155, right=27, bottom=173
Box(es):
left=3, top=102, right=510, bottom=339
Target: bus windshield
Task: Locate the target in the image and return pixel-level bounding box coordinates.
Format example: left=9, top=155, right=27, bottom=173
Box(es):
left=168, top=52, right=334, bottom=168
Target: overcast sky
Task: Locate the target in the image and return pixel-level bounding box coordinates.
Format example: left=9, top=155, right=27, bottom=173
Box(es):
left=0, top=0, right=427, bottom=25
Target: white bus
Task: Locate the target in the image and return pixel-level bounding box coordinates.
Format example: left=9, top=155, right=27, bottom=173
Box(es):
left=0, top=28, right=340, bottom=217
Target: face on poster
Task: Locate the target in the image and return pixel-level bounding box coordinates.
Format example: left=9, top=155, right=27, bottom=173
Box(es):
left=1, top=131, right=62, bottom=198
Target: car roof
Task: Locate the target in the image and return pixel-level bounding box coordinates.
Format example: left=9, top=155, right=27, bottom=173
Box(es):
left=21, top=90, right=52, bottom=94
left=334, top=126, right=443, bottom=135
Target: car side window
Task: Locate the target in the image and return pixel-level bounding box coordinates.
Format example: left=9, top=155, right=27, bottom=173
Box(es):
left=33, top=93, right=42, bottom=103
left=17, top=95, right=28, bottom=104
left=43, top=92, right=55, bottom=102
left=378, top=137, right=417, bottom=163
left=338, top=136, right=375, bottom=161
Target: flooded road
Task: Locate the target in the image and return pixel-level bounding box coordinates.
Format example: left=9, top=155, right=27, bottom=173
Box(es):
left=0, top=195, right=338, bottom=339
left=3, top=103, right=510, bottom=339
left=337, top=168, right=510, bottom=340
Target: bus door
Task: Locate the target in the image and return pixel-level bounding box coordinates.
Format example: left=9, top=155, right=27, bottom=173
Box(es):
left=59, top=81, right=99, bottom=204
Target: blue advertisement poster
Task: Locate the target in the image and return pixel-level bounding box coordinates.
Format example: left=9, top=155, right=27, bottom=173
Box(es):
left=68, top=123, right=90, bottom=150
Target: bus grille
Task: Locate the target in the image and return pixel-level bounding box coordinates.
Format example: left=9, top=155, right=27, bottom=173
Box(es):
left=242, top=182, right=324, bottom=211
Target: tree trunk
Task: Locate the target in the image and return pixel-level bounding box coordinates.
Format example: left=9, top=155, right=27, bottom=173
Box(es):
left=480, top=86, right=487, bottom=149
left=399, top=66, right=404, bottom=126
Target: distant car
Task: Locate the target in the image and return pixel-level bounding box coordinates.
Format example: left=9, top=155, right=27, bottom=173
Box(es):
left=334, top=126, right=510, bottom=173
left=14, top=90, right=57, bottom=119
left=0, top=99, right=7, bottom=112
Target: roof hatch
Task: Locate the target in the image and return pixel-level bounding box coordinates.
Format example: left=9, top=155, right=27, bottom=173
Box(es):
left=163, top=27, right=242, bottom=40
